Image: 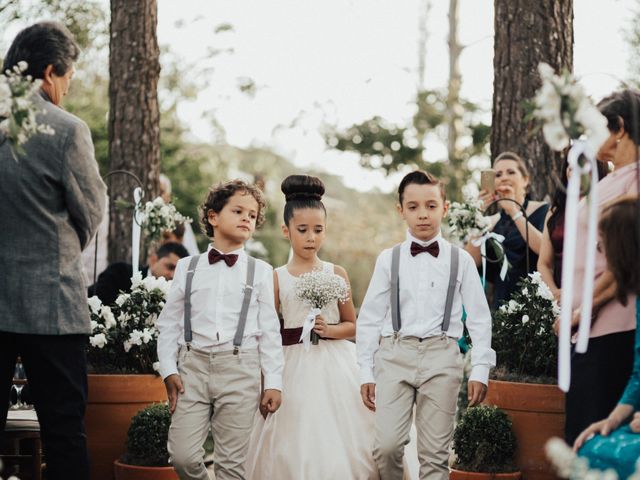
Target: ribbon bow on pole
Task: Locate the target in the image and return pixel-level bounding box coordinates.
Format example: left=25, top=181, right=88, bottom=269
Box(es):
left=131, top=187, right=144, bottom=274
left=558, top=140, right=600, bottom=392
left=472, top=232, right=508, bottom=287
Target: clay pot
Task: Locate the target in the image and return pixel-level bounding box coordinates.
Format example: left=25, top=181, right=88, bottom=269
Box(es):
left=113, top=460, right=178, bottom=480
left=449, top=469, right=522, bottom=480
left=483, top=379, right=565, bottom=480
left=86, top=375, right=167, bottom=480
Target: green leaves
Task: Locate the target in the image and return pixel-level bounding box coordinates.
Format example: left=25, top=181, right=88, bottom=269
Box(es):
left=123, top=403, right=171, bottom=467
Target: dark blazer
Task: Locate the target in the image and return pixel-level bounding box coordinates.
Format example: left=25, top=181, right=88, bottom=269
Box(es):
left=88, top=264, right=149, bottom=305
left=0, top=91, right=106, bottom=335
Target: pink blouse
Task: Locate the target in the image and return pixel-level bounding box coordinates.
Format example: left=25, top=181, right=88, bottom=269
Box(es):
left=571, top=162, right=638, bottom=338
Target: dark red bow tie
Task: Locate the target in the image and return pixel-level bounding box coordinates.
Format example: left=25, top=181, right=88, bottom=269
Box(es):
left=208, top=249, right=239, bottom=267
left=410, top=241, right=439, bottom=258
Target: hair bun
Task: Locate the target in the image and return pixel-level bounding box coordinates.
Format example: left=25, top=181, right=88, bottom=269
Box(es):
left=281, top=175, right=325, bottom=202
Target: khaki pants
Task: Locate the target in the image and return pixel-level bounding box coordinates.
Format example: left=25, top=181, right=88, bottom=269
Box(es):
left=373, top=336, right=463, bottom=480
left=168, top=346, right=261, bottom=480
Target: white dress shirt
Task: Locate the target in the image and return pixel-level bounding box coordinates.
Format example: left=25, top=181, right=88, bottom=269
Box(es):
left=356, top=230, right=496, bottom=385
left=156, top=245, right=284, bottom=390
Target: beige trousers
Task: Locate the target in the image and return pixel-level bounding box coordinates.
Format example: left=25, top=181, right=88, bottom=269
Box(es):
left=168, top=346, right=261, bottom=480
left=373, top=335, right=463, bottom=480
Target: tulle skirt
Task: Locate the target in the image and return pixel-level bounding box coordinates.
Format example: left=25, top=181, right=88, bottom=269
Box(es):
left=245, top=339, right=381, bottom=480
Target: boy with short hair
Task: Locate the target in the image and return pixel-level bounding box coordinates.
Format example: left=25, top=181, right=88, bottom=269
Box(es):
left=357, top=170, right=495, bottom=479
left=157, top=180, right=284, bottom=480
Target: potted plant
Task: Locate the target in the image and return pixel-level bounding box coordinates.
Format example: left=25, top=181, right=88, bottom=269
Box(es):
left=484, top=272, right=564, bottom=480
left=114, top=403, right=178, bottom=480
left=85, top=274, right=171, bottom=479
left=451, top=405, right=520, bottom=479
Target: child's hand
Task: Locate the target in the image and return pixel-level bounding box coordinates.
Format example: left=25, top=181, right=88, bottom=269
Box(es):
left=164, top=374, right=184, bottom=414
left=360, top=383, right=376, bottom=412
left=260, top=389, right=282, bottom=418
left=313, top=315, right=331, bottom=337
left=467, top=380, right=487, bottom=407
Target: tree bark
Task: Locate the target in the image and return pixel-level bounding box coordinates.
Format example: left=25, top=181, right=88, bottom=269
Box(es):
left=108, top=0, right=161, bottom=263
left=491, top=0, right=573, bottom=200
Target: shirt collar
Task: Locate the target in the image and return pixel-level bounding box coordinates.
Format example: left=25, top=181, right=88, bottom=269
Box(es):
left=406, top=229, right=441, bottom=247
left=207, top=244, right=245, bottom=256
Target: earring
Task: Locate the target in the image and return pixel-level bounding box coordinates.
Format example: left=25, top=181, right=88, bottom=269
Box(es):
left=616, top=138, right=621, bottom=145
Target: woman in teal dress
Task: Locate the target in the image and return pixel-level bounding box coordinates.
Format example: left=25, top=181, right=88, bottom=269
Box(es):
left=574, top=196, right=640, bottom=478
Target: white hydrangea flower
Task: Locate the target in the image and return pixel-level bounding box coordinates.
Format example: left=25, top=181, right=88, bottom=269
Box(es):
left=100, top=306, right=116, bottom=329
left=141, top=328, right=154, bottom=344
left=123, top=340, right=132, bottom=353
left=89, top=333, right=107, bottom=349
left=522, top=314, right=529, bottom=325
left=87, top=296, right=102, bottom=314
left=115, top=294, right=127, bottom=307
left=152, top=362, right=160, bottom=372
left=129, top=329, right=144, bottom=347
left=130, top=271, right=143, bottom=289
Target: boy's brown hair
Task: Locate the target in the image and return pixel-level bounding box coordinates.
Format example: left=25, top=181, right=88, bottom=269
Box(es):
left=599, top=195, right=640, bottom=304
left=398, top=169, right=446, bottom=205
left=200, top=180, right=266, bottom=238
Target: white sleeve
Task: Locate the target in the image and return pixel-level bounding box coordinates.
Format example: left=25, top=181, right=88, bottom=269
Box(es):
left=459, top=251, right=496, bottom=384
left=256, top=264, right=284, bottom=391
left=356, top=250, right=391, bottom=385
left=156, top=257, right=188, bottom=379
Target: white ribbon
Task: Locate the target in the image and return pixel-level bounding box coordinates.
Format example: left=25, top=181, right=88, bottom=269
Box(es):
left=299, top=307, right=321, bottom=351
left=558, top=140, right=600, bottom=392
left=472, top=232, right=508, bottom=286
left=132, top=187, right=143, bottom=274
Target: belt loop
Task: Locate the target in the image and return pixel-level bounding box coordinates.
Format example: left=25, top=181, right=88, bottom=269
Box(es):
left=186, top=342, right=191, bottom=351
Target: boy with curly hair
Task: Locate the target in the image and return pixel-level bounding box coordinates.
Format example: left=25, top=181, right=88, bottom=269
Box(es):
left=157, top=180, right=284, bottom=480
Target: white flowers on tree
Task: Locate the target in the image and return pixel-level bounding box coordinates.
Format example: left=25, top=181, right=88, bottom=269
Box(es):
left=138, top=196, right=192, bottom=243
left=0, top=61, right=54, bottom=156
left=532, top=62, right=609, bottom=154
left=86, top=274, right=170, bottom=373
left=295, top=269, right=350, bottom=349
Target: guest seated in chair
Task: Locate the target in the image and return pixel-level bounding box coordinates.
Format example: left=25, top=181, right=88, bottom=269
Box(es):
left=88, top=242, right=188, bottom=305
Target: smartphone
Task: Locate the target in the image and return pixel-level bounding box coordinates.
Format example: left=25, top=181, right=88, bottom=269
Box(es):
left=480, top=170, right=496, bottom=195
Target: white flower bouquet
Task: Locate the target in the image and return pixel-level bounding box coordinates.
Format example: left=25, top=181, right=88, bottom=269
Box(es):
left=493, top=272, right=560, bottom=382
left=295, top=269, right=349, bottom=347
left=87, top=272, right=170, bottom=374
left=531, top=62, right=609, bottom=153
left=138, top=196, right=191, bottom=243
left=448, top=194, right=491, bottom=244
left=0, top=61, right=54, bottom=157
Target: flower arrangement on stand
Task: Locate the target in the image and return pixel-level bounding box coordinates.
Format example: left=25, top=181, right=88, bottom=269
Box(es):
left=0, top=61, right=54, bottom=156
left=295, top=269, right=349, bottom=348
left=138, top=196, right=191, bottom=244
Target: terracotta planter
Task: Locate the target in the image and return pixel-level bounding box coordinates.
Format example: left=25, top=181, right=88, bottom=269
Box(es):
left=449, top=468, right=522, bottom=480
left=113, top=460, right=178, bottom=480
left=86, top=375, right=167, bottom=480
left=483, top=380, right=564, bottom=480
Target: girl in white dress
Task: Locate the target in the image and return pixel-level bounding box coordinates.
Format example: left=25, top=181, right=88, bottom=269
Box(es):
left=245, top=174, right=380, bottom=479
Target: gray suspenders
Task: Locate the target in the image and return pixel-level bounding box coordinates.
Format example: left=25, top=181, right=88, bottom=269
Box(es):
left=390, top=243, right=459, bottom=335
left=183, top=253, right=257, bottom=355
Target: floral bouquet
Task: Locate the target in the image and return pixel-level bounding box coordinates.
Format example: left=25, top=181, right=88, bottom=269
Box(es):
left=87, top=272, right=170, bottom=374
left=492, top=272, right=560, bottom=382
left=448, top=194, right=491, bottom=245
left=0, top=61, right=54, bottom=157
left=138, top=196, right=191, bottom=244
left=295, top=269, right=350, bottom=349
left=530, top=62, right=608, bottom=153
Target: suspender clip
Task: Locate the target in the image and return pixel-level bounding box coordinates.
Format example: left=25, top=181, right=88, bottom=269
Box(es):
left=186, top=343, right=191, bottom=351
left=233, top=346, right=239, bottom=355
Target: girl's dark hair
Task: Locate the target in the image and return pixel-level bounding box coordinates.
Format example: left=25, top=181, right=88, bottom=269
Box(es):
left=281, top=175, right=326, bottom=225
left=3, top=22, right=80, bottom=79
left=597, top=89, right=640, bottom=146
left=200, top=180, right=266, bottom=238
left=599, top=196, right=640, bottom=304
left=547, top=157, right=610, bottom=233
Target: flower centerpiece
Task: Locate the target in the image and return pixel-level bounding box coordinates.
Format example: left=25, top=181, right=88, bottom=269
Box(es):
left=295, top=269, right=349, bottom=349
left=492, top=271, right=560, bottom=383
left=0, top=61, right=54, bottom=156
left=138, top=196, right=192, bottom=244
left=87, top=272, right=170, bottom=374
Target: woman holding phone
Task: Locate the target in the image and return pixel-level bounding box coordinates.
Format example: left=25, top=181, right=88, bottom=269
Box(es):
left=466, top=151, right=549, bottom=309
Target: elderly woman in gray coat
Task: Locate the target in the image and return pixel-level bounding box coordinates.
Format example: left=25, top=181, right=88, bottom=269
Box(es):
left=0, top=22, right=106, bottom=480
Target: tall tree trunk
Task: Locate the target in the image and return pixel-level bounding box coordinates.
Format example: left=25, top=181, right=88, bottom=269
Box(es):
left=491, top=0, right=573, bottom=199
left=447, top=0, right=464, bottom=194
left=108, top=0, right=161, bottom=263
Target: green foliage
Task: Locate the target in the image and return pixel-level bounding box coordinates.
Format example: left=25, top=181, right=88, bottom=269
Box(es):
left=123, top=403, right=171, bottom=467
left=492, top=273, right=559, bottom=382
left=453, top=405, right=517, bottom=473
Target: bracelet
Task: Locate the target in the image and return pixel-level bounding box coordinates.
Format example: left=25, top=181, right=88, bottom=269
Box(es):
left=511, top=211, right=523, bottom=222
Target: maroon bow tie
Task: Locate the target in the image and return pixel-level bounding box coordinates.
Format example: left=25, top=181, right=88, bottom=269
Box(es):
left=410, top=241, right=439, bottom=258
left=208, top=249, right=239, bottom=267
